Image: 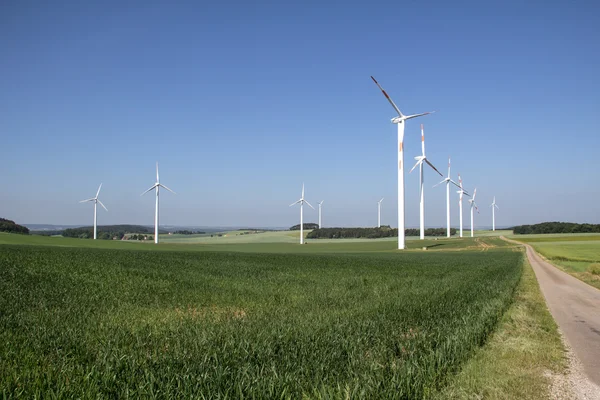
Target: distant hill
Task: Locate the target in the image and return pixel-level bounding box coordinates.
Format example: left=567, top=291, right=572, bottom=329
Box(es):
left=0, top=218, right=30, bottom=235
left=512, top=222, right=600, bottom=235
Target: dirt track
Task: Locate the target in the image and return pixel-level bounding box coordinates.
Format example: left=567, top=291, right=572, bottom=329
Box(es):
left=510, top=239, right=600, bottom=387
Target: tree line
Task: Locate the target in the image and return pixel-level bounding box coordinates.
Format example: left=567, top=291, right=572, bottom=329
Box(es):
left=289, top=223, right=319, bottom=231
left=307, top=227, right=456, bottom=239
left=0, top=218, right=29, bottom=235
left=512, top=222, right=600, bottom=235
left=63, top=225, right=154, bottom=240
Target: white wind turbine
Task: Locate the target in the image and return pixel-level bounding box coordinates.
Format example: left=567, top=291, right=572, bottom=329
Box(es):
left=371, top=76, right=434, bottom=249
left=409, top=124, right=443, bottom=240
left=456, top=174, right=470, bottom=238
left=79, top=183, right=108, bottom=240
left=490, top=196, right=499, bottom=231
left=141, top=162, right=176, bottom=244
left=377, top=197, right=384, bottom=228
left=433, top=157, right=461, bottom=238
left=468, top=188, right=479, bottom=237
left=318, top=200, right=324, bottom=229
left=289, top=184, right=314, bottom=244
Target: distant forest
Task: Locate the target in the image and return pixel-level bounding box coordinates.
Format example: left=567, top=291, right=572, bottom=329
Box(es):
left=289, top=223, right=319, bottom=231
left=63, top=225, right=156, bottom=240
left=512, top=222, right=600, bottom=235
left=307, top=227, right=456, bottom=239
left=0, top=218, right=29, bottom=235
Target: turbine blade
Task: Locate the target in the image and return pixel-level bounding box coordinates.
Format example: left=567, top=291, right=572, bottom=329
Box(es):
left=409, top=159, right=422, bottom=174
left=302, top=183, right=305, bottom=199
left=97, top=199, right=108, bottom=212
left=370, top=76, right=403, bottom=117
left=421, top=124, right=425, bottom=156
left=405, top=111, right=435, bottom=120
left=495, top=204, right=500, bottom=209
left=141, top=185, right=156, bottom=196
left=156, top=162, right=159, bottom=182
left=96, top=183, right=102, bottom=198
left=424, top=159, right=444, bottom=177
left=447, top=157, right=451, bottom=179
left=79, top=198, right=95, bottom=203
left=432, top=179, right=446, bottom=188
left=304, top=200, right=315, bottom=210
left=289, top=199, right=301, bottom=207
left=159, top=184, right=176, bottom=194
left=472, top=188, right=477, bottom=200
left=449, top=179, right=461, bottom=189
left=379, top=197, right=384, bottom=203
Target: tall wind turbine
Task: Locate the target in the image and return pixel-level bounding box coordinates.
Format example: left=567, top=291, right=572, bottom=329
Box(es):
left=409, top=124, right=443, bottom=240
left=433, top=157, right=461, bottom=238
left=490, top=196, right=499, bottom=231
left=141, top=163, right=176, bottom=244
left=456, top=174, right=470, bottom=238
left=468, top=188, right=479, bottom=237
left=377, top=197, right=384, bottom=228
left=318, top=200, right=324, bottom=229
left=371, top=76, right=434, bottom=249
left=289, top=184, right=314, bottom=244
left=80, top=183, right=108, bottom=240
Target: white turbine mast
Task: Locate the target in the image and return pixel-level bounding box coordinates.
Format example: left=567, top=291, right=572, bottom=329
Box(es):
left=289, top=183, right=314, bottom=244
left=371, top=76, right=434, bottom=249
left=468, top=188, right=479, bottom=237
left=490, top=196, right=499, bottom=231
left=79, top=183, right=108, bottom=240
left=456, top=174, right=470, bottom=238
left=377, top=197, right=384, bottom=228
left=409, top=124, right=443, bottom=240
left=433, top=157, right=461, bottom=238
left=318, top=200, right=324, bottom=229
left=141, top=162, right=176, bottom=244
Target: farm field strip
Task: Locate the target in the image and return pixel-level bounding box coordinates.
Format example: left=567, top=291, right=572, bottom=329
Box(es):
left=510, top=234, right=600, bottom=290
left=0, top=243, right=522, bottom=398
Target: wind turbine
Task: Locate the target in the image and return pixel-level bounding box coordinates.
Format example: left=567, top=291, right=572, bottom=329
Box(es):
left=289, top=184, right=314, bottom=244
left=318, top=200, right=324, bottom=229
left=79, top=183, right=108, bottom=240
left=490, top=196, right=499, bottom=231
left=371, top=76, right=434, bottom=249
left=433, top=157, right=461, bottom=238
left=409, top=124, right=443, bottom=240
left=141, top=162, right=176, bottom=244
left=468, top=188, right=479, bottom=237
left=377, top=197, right=384, bottom=228
left=456, top=174, right=470, bottom=238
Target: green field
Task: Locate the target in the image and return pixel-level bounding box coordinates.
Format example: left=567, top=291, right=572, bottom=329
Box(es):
left=511, top=233, right=600, bottom=289
left=0, top=232, right=523, bottom=398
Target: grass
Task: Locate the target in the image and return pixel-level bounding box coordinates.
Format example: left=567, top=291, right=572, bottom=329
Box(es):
left=436, top=250, right=566, bottom=399
left=511, top=233, right=600, bottom=289
left=1, top=232, right=512, bottom=254
left=0, top=241, right=522, bottom=398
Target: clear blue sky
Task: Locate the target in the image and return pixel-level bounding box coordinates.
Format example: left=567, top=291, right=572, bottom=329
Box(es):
left=1, top=1, right=599, bottom=229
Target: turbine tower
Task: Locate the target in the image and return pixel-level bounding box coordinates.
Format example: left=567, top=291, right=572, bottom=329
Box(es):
left=289, top=184, right=314, bottom=244
left=318, top=200, right=324, bottom=229
left=79, top=183, right=108, bottom=240
left=409, top=124, right=443, bottom=240
left=490, top=196, right=499, bottom=231
left=468, top=188, right=479, bottom=237
left=371, top=76, right=434, bottom=249
left=456, top=174, right=470, bottom=238
left=433, top=157, right=461, bottom=238
left=377, top=197, right=384, bottom=228
left=141, top=162, right=176, bottom=244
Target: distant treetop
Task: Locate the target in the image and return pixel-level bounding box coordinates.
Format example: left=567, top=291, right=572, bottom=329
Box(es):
left=0, top=218, right=30, bottom=235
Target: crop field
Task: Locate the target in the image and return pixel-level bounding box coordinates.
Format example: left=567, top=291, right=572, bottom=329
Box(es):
left=0, top=240, right=522, bottom=398
left=513, top=233, right=600, bottom=289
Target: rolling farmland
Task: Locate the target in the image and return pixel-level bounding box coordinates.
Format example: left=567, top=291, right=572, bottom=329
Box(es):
left=0, top=239, right=522, bottom=398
